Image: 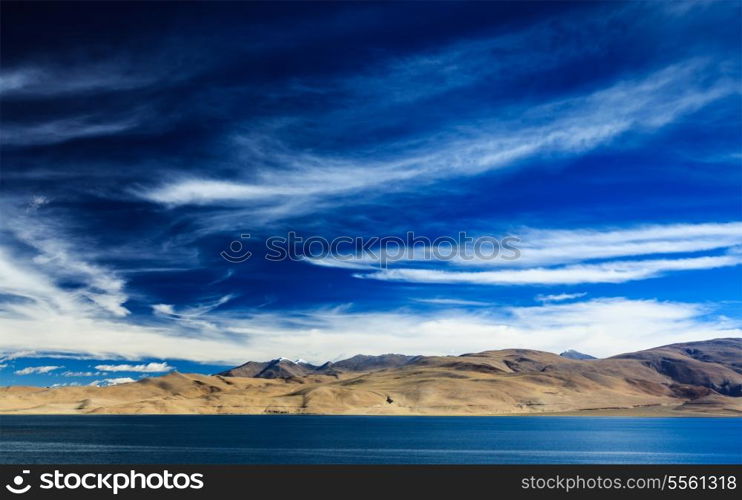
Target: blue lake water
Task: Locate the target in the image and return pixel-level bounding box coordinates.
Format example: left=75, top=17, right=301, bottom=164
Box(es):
left=0, top=415, right=739, bottom=464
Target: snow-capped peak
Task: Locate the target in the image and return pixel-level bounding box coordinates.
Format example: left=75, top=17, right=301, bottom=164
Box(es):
left=271, top=356, right=311, bottom=364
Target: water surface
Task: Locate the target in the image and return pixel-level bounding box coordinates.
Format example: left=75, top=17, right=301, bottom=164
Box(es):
left=0, top=415, right=739, bottom=464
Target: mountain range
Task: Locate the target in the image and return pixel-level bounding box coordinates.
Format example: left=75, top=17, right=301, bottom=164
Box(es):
left=218, top=354, right=419, bottom=379
left=1, top=338, right=740, bottom=415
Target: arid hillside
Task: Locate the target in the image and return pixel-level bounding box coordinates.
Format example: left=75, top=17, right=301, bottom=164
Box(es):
left=1, top=338, right=740, bottom=416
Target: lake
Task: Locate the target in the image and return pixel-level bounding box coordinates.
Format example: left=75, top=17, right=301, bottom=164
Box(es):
left=0, top=415, right=739, bottom=464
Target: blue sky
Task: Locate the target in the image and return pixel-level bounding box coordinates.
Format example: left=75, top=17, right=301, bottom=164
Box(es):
left=1, top=1, right=741, bottom=387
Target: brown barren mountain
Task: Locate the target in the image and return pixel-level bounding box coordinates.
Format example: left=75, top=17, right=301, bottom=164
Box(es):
left=1, top=338, right=740, bottom=416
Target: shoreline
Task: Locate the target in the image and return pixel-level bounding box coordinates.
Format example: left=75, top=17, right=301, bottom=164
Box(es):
left=2, top=408, right=740, bottom=417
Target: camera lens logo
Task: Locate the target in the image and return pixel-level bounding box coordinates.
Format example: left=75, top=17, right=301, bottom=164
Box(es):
left=6, top=470, right=31, bottom=494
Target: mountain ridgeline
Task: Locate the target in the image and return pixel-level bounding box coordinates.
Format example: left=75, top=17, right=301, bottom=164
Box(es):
left=218, top=354, right=419, bottom=379
left=559, top=350, right=597, bottom=360
left=217, top=339, right=741, bottom=397
left=1, top=338, right=740, bottom=415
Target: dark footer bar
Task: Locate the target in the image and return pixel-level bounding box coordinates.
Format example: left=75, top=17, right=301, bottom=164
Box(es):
left=0, top=465, right=738, bottom=499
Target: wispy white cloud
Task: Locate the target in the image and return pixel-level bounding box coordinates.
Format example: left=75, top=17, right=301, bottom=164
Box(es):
left=152, top=295, right=233, bottom=318
left=0, top=246, right=89, bottom=317
left=0, top=211, right=251, bottom=364
left=358, top=255, right=742, bottom=286
left=306, top=222, right=742, bottom=270
left=0, top=240, right=129, bottom=317
left=468, top=222, right=742, bottom=268
left=141, top=60, right=737, bottom=215
left=289, top=4, right=622, bottom=107
left=152, top=304, right=176, bottom=316
left=1, top=289, right=738, bottom=361
left=0, top=238, right=257, bottom=364
left=536, top=292, right=587, bottom=303
left=0, top=35, right=212, bottom=98
left=151, top=295, right=234, bottom=332
left=1, top=115, right=143, bottom=147
left=302, top=256, right=377, bottom=271
left=94, top=362, right=173, bottom=373
left=1, top=209, right=130, bottom=317
left=305, top=221, right=742, bottom=286
left=89, top=377, right=136, bottom=387
left=414, top=298, right=492, bottom=307
left=212, top=298, right=741, bottom=360
left=0, top=302, right=252, bottom=363
left=62, top=371, right=101, bottom=377
left=106, top=377, right=136, bottom=385
left=15, top=365, right=62, bottom=375
left=0, top=48, right=202, bottom=147
left=0, top=64, right=157, bottom=98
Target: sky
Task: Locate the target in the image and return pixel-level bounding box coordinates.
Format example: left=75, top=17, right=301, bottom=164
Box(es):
left=1, top=1, right=741, bottom=387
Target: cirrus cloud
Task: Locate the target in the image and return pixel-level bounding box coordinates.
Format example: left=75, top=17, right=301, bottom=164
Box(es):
left=94, top=362, right=173, bottom=373
left=15, top=365, right=62, bottom=375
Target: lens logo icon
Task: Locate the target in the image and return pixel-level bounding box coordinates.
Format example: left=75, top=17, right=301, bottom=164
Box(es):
left=5, top=470, right=31, bottom=494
